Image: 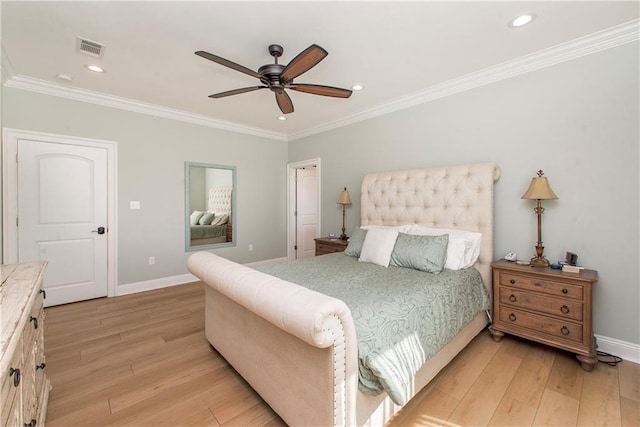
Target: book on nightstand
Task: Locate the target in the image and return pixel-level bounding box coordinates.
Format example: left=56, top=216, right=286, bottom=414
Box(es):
left=562, top=264, right=584, bottom=274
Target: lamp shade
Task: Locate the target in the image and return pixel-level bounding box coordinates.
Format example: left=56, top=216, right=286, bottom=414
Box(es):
left=337, top=187, right=352, bottom=205
left=521, top=174, right=558, bottom=200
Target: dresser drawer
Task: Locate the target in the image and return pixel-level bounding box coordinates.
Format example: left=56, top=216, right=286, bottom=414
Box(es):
left=2, top=336, right=23, bottom=424
left=499, top=287, right=583, bottom=321
left=498, top=306, right=583, bottom=343
left=500, top=272, right=583, bottom=300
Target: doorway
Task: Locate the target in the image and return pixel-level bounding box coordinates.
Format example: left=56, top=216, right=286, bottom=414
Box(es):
left=3, top=129, right=117, bottom=306
left=287, top=159, right=321, bottom=260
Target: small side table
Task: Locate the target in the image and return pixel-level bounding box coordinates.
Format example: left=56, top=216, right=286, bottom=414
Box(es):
left=314, top=237, right=348, bottom=256
left=489, top=259, right=598, bottom=371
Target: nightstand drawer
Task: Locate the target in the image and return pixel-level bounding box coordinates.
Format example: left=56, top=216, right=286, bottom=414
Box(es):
left=500, top=272, right=583, bottom=300
left=315, top=238, right=348, bottom=256
left=499, top=287, right=583, bottom=321
left=498, top=306, right=583, bottom=343
left=316, top=243, right=344, bottom=255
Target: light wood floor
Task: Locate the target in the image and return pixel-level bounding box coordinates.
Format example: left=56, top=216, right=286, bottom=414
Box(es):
left=44, top=282, right=639, bottom=427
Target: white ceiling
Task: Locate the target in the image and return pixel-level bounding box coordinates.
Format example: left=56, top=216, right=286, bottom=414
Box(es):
left=2, top=1, right=638, bottom=140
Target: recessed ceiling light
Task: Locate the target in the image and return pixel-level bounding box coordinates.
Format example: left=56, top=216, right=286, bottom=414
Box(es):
left=508, top=13, right=536, bottom=28
left=56, top=73, right=73, bottom=82
left=85, top=64, right=105, bottom=73
left=278, top=116, right=287, bottom=121
left=351, top=84, right=364, bottom=91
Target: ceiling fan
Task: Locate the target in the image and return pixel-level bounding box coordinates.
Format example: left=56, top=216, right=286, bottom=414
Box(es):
left=195, top=44, right=352, bottom=115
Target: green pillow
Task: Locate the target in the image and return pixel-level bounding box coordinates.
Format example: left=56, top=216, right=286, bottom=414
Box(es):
left=344, top=227, right=368, bottom=257
left=390, top=233, right=449, bottom=273
left=199, top=212, right=215, bottom=225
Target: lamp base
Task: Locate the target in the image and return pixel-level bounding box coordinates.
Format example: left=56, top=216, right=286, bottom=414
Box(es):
left=339, top=234, right=348, bottom=241
left=529, top=256, right=550, bottom=267
left=530, top=244, right=549, bottom=267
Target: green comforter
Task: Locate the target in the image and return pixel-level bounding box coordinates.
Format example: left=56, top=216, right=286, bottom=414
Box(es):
left=255, top=253, right=489, bottom=405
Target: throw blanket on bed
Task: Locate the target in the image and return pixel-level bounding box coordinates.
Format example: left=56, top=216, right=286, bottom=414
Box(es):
left=255, top=253, right=489, bottom=405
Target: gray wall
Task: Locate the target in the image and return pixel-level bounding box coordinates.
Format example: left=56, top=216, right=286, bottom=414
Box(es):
left=2, top=87, right=288, bottom=285
left=289, top=43, right=639, bottom=345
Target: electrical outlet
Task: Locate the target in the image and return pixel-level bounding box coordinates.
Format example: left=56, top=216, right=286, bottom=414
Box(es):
left=148, top=256, right=155, bottom=265
left=248, top=244, right=253, bottom=252
left=130, top=201, right=141, bottom=209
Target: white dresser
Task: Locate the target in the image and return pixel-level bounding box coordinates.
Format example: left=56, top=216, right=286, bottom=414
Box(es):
left=1, top=261, right=50, bottom=427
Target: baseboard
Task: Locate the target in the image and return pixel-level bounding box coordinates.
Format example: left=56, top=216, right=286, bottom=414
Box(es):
left=595, top=334, right=640, bottom=364
left=117, top=273, right=198, bottom=296
left=116, top=258, right=287, bottom=296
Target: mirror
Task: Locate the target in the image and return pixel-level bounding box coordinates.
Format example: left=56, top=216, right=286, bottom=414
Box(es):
left=185, top=162, right=236, bottom=251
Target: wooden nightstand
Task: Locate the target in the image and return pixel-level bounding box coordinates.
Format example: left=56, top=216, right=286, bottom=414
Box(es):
left=489, top=259, right=598, bottom=371
left=314, top=237, right=348, bottom=256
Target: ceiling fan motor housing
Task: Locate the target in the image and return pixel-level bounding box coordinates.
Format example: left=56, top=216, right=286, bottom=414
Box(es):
left=258, top=63, right=287, bottom=91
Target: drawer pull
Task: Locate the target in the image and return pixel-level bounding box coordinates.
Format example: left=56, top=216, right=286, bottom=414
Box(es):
left=509, top=294, right=517, bottom=302
left=562, top=288, right=568, bottom=294
left=561, top=326, right=570, bottom=335
left=36, top=363, right=46, bottom=371
left=508, top=313, right=517, bottom=322
left=509, top=279, right=516, bottom=284
left=9, top=367, right=20, bottom=387
left=30, top=315, right=38, bottom=329
left=560, top=305, right=570, bottom=314
left=40, top=289, right=46, bottom=299
left=533, top=282, right=541, bottom=287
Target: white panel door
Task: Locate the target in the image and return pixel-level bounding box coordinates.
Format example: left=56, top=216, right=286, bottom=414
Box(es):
left=18, top=139, right=108, bottom=306
left=296, top=167, right=318, bottom=259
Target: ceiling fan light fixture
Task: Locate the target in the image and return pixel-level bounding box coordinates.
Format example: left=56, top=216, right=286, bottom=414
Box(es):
left=85, top=64, right=105, bottom=73
left=508, top=12, right=536, bottom=28
left=351, top=84, right=364, bottom=91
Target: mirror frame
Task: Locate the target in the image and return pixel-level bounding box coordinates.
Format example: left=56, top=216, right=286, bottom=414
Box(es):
left=184, top=161, right=237, bottom=252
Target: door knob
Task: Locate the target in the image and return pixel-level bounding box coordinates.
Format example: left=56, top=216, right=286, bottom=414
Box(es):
left=92, top=226, right=106, bottom=235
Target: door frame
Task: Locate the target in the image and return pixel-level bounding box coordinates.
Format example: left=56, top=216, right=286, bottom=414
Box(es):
left=2, top=128, right=118, bottom=297
left=286, top=158, right=321, bottom=261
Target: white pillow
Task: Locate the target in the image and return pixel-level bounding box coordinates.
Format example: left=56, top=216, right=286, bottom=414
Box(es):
left=359, top=228, right=399, bottom=267
left=190, top=210, right=204, bottom=226
left=210, top=212, right=229, bottom=225
left=406, top=224, right=482, bottom=270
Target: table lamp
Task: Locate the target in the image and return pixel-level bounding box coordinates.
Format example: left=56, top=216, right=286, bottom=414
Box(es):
left=337, top=187, right=352, bottom=240
left=521, top=170, right=558, bottom=267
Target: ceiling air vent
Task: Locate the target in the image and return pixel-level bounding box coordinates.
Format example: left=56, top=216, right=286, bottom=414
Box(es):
left=76, top=37, right=105, bottom=59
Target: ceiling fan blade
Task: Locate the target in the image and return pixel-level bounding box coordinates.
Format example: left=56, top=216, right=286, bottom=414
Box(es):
left=195, top=51, right=262, bottom=79
left=275, top=91, right=294, bottom=114
left=281, top=44, right=328, bottom=82
left=209, top=86, right=267, bottom=98
left=290, top=84, right=352, bottom=98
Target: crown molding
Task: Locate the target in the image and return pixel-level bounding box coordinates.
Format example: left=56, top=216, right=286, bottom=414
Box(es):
left=2, top=20, right=637, bottom=142
left=1, top=43, right=16, bottom=84
left=288, top=19, right=640, bottom=141
left=3, top=75, right=288, bottom=142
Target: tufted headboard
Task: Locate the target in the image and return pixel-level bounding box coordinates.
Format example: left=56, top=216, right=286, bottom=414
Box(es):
left=360, top=162, right=500, bottom=295
left=208, top=187, right=232, bottom=223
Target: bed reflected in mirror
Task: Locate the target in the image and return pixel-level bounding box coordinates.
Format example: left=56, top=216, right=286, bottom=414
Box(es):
left=185, top=162, right=236, bottom=251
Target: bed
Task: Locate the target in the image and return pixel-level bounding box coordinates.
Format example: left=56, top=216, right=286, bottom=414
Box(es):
left=189, top=186, right=232, bottom=245
left=187, top=162, right=500, bottom=426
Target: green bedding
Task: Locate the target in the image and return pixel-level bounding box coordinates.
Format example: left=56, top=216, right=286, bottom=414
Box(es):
left=190, top=224, right=226, bottom=239
left=255, top=252, right=489, bottom=405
